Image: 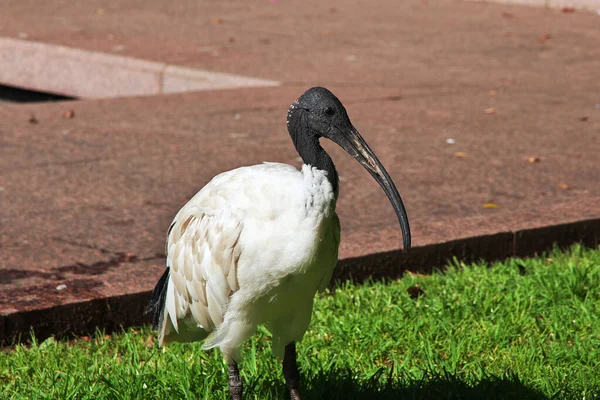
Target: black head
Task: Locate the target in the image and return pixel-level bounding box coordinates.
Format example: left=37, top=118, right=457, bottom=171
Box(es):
left=286, top=87, right=411, bottom=252
left=287, top=87, right=351, bottom=140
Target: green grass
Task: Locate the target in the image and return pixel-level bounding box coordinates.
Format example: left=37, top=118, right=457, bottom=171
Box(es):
left=1, top=245, right=600, bottom=399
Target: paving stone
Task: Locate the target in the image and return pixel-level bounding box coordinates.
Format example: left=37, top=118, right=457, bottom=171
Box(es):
left=1, top=0, right=599, bottom=344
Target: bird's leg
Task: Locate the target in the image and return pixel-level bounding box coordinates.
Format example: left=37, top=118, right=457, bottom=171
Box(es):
left=228, top=361, right=243, bottom=400
left=283, top=342, right=302, bottom=400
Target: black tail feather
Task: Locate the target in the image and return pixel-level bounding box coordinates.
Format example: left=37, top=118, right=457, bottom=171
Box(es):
left=145, top=267, right=170, bottom=329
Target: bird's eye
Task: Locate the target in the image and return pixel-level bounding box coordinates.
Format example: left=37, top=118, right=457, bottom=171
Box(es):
left=324, top=107, right=335, bottom=116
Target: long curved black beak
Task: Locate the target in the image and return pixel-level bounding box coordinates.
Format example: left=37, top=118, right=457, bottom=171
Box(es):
left=334, top=125, right=411, bottom=252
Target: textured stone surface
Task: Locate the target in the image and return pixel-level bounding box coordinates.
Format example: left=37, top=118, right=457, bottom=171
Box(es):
left=162, top=65, right=279, bottom=94
left=0, top=37, right=279, bottom=98
left=2, top=83, right=599, bottom=344
left=548, top=0, right=600, bottom=10
left=466, top=0, right=600, bottom=12
left=1, top=0, right=600, bottom=344
left=1, top=0, right=599, bottom=88
left=0, top=38, right=163, bottom=98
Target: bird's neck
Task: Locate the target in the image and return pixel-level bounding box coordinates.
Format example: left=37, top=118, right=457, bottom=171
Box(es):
left=296, top=135, right=339, bottom=195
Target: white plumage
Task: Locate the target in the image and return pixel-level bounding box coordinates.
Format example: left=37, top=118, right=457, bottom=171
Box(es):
left=159, top=163, right=340, bottom=361
left=147, top=87, right=410, bottom=400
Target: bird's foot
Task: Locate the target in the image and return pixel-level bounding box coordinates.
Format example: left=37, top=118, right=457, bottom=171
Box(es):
left=228, top=362, right=243, bottom=400
left=283, top=342, right=302, bottom=400
left=289, top=388, right=302, bottom=400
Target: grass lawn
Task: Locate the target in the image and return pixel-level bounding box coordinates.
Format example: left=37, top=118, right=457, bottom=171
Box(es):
left=1, top=245, right=599, bottom=399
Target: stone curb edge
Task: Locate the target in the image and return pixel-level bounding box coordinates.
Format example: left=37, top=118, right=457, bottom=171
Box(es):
left=1, top=217, right=598, bottom=346
left=0, top=37, right=280, bottom=99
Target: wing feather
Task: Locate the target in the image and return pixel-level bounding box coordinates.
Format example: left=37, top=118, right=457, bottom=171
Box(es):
left=190, top=297, right=214, bottom=330
left=165, top=278, right=179, bottom=332
left=207, top=284, right=225, bottom=327
left=165, top=210, right=243, bottom=336
left=157, top=163, right=305, bottom=344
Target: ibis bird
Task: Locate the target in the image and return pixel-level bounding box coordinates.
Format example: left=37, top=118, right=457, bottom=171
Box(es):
left=147, top=87, right=411, bottom=400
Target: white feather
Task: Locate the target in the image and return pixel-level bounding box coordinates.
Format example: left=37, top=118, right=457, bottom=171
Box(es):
left=165, top=278, right=178, bottom=332
left=159, top=163, right=340, bottom=361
